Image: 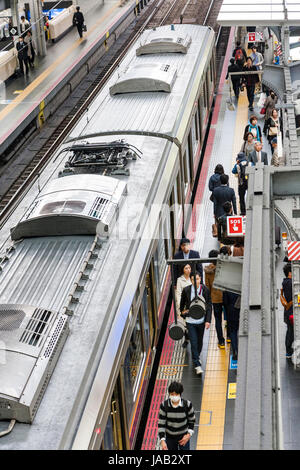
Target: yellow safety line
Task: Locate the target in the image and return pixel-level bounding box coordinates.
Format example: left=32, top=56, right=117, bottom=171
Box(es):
left=0, top=0, right=124, bottom=122
left=196, top=91, right=249, bottom=450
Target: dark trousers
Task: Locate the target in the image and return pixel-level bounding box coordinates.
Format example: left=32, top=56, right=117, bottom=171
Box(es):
left=213, top=303, right=224, bottom=343
left=19, top=57, right=29, bottom=74
left=246, top=84, right=255, bottom=107
left=229, top=320, right=239, bottom=354
left=286, top=321, right=294, bottom=355
left=76, top=23, right=83, bottom=38
left=186, top=322, right=205, bottom=367
left=232, top=80, right=240, bottom=98
left=238, top=184, right=247, bottom=215
left=166, top=435, right=190, bottom=451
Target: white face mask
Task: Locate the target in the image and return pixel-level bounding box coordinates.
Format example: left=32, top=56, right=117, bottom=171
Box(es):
left=170, top=395, right=181, bottom=404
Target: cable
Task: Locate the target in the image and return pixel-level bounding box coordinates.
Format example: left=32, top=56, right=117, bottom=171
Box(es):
left=0, top=419, right=16, bottom=437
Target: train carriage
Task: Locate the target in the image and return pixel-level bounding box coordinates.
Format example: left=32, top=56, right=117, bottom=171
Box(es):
left=0, top=24, right=216, bottom=450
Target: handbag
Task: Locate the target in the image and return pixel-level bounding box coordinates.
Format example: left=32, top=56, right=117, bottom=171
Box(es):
left=260, top=107, right=266, bottom=115
left=269, top=126, right=278, bottom=136
left=82, top=24, right=87, bottom=32
left=280, top=288, right=293, bottom=311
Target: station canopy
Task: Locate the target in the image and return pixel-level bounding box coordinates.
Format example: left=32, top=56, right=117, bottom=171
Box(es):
left=217, top=0, right=300, bottom=26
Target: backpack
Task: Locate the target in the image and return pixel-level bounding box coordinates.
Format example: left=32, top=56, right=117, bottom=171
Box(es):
left=237, top=160, right=248, bottom=186
left=235, top=48, right=243, bottom=62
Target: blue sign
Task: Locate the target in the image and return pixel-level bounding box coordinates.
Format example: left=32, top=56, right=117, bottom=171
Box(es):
left=230, top=355, right=237, bottom=369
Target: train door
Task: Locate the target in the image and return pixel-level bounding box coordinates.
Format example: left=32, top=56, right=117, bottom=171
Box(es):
left=101, top=378, right=126, bottom=450
left=141, top=263, right=157, bottom=349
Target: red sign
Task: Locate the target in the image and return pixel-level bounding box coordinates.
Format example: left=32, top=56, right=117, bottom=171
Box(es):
left=248, top=33, right=256, bottom=43
left=227, top=216, right=245, bottom=237
left=288, top=241, right=300, bottom=260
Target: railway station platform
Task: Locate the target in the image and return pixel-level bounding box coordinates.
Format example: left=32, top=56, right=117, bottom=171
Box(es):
left=142, top=25, right=300, bottom=450
left=0, top=0, right=142, bottom=156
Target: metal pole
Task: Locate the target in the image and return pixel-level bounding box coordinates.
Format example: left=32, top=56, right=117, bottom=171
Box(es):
left=29, top=0, right=46, bottom=57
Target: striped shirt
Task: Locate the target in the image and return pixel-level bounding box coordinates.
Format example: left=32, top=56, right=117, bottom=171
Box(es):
left=158, top=398, right=196, bottom=440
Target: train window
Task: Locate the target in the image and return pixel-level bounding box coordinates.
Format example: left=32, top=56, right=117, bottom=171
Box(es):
left=206, top=70, right=210, bottom=104
left=101, top=383, right=124, bottom=450
left=141, top=271, right=156, bottom=349
left=156, top=226, right=167, bottom=288
left=123, top=313, right=144, bottom=426
left=183, top=147, right=190, bottom=195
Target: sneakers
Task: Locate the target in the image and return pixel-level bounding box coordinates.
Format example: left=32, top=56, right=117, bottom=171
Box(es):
left=182, top=340, right=189, bottom=348
left=195, top=365, right=203, bottom=375
left=226, top=338, right=231, bottom=343
left=218, top=341, right=225, bottom=349
left=286, top=353, right=293, bottom=359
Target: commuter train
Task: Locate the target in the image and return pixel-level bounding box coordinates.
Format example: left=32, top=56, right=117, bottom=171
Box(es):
left=0, top=24, right=216, bottom=449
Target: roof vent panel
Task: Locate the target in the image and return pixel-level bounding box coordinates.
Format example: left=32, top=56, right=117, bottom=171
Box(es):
left=0, top=304, right=69, bottom=423
left=136, top=33, right=191, bottom=55
left=109, top=63, right=177, bottom=95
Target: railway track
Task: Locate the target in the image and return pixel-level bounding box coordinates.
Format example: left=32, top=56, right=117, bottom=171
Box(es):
left=0, top=0, right=227, bottom=227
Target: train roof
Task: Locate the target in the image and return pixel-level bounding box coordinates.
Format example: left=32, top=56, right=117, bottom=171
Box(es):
left=0, top=24, right=215, bottom=449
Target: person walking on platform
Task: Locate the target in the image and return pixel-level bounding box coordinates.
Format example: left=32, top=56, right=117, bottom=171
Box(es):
left=208, top=164, right=224, bottom=196
left=217, top=201, right=233, bottom=244
left=280, top=263, right=294, bottom=359
left=250, top=46, right=264, bottom=70
left=173, top=238, right=203, bottom=285
left=271, top=137, right=279, bottom=166
left=242, top=57, right=259, bottom=112
left=263, top=90, right=278, bottom=134
left=180, top=272, right=212, bottom=375
left=243, top=115, right=262, bottom=143
left=265, top=108, right=282, bottom=152
left=212, top=173, right=237, bottom=219
left=241, top=131, right=256, bottom=158
left=232, top=152, right=248, bottom=216
left=20, top=15, right=30, bottom=34
left=24, top=30, right=36, bottom=68
left=248, top=141, right=268, bottom=165
left=226, top=58, right=241, bottom=99
left=223, top=291, right=240, bottom=360
left=205, top=250, right=225, bottom=349
left=232, top=41, right=247, bottom=69
left=16, top=35, right=29, bottom=75
left=176, top=263, right=192, bottom=348
left=158, top=381, right=196, bottom=450
left=73, top=6, right=85, bottom=38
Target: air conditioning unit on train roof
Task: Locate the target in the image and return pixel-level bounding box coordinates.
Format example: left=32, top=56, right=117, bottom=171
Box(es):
left=136, top=33, right=192, bottom=55
left=11, top=174, right=127, bottom=240
left=0, top=304, right=69, bottom=423
left=109, top=63, right=177, bottom=95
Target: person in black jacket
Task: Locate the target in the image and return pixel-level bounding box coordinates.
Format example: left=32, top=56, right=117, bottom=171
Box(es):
left=281, top=263, right=294, bottom=359
left=173, top=238, right=203, bottom=285
left=16, top=35, right=29, bottom=75
left=226, top=58, right=241, bottom=98
left=212, top=173, right=237, bottom=219
left=232, top=41, right=247, bottom=68
left=180, top=272, right=212, bottom=375
left=223, top=291, right=240, bottom=360
left=73, top=6, right=84, bottom=38
left=242, top=57, right=259, bottom=111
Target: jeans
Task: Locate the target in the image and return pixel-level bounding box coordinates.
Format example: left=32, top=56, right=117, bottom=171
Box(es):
left=232, top=80, right=240, bottom=98
left=186, top=322, right=205, bottom=367
left=166, top=436, right=190, bottom=451
left=246, top=84, right=255, bottom=107
left=213, top=303, right=224, bottom=343
left=229, top=320, right=239, bottom=354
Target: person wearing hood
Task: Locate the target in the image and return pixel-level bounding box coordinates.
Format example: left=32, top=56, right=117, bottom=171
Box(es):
left=232, top=152, right=248, bottom=215
left=281, top=263, right=294, bottom=359
left=173, top=238, right=203, bottom=285
left=205, top=250, right=225, bottom=348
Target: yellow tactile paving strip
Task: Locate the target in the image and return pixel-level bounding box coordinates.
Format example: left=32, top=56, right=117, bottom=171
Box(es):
left=196, top=91, right=249, bottom=450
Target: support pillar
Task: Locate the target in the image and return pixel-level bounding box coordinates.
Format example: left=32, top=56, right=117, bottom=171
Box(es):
left=29, top=0, right=46, bottom=57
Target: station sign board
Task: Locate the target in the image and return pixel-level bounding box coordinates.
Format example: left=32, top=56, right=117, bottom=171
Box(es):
left=226, top=216, right=246, bottom=237
left=248, top=32, right=264, bottom=43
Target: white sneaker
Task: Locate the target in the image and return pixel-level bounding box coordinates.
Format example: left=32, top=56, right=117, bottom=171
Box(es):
left=195, top=365, right=203, bottom=375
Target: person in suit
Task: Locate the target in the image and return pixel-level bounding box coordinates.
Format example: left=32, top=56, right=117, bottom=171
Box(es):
left=73, top=6, right=85, bottom=38
left=248, top=141, right=268, bottom=165
left=212, top=174, right=237, bottom=219
left=180, top=272, right=212, bottom=375
left=173, top=238, right=203, bottom=285
left=16, top=35, right=29, bottom=75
